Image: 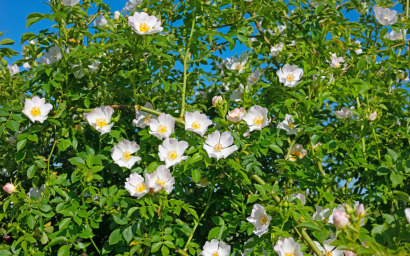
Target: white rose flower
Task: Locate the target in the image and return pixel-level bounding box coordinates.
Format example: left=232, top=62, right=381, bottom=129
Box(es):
left=312, top=206, right=331, bottom=220
left=247, top=69, right=261, bottom=85
left=277, top=64, right=304, bottom=87
left=23, top=62, right=32, bottom=70
left=124, top=173, right=148, bottom=198
left=71, top=64, right=85, bottom=79
left=329, top=53, right=344, bottom=68
left=288, top=144, right=307, bottom=161
left=83, top=106, right=114, bottom=135
left=158, top=138, right=189, bottom=168
left=200, top=239, right=231, bottom=256
left=277, top=114, right=298, bottom=135
left=22, top=96, right=53, bottom=123
left=405, top=208, right=410, bottom=223
left=335, top=107, right=353, bottom=119
left=148, top=113, right=175, bottom=139
left=8, top=64, right=19, bottom=76
left=225, top=52, right=248, bottom=73
left=94, top=16, right=108, bottom=27
left=145, top=165, right=175, bottom=194
left=27, top=185, right=46, bottom=200
left=242, top=105, right=271, bottom=132
left=374, top=7, right=398, bottom=26
left=278, top=25, right=286, bottom=34
left=386, top=29, right=407, bottom=41
left=314, top=239, right=344, bottom=256
left=40, top=45, right=66, bottom=65
left=88, top=60, right=100, bottom=73
left=246, top=204, right=272, bottom=237
left=288, top=193, right=306, bottom=205
left=61, top=0, right=80, bottom=6
left=133, top=103, right=157, bottom=128
left=128, top=12, right=164, bottom=35
left=227, top=107, right=245, bottom=123
left=184, top=111, right=212, bottom=137
left=270, top=42, right=284, bottom=57
left=354, top=40, right=363, bottom=54
left=273, top=237, right=303, bottom=256
left=111, top=139, right=141, bottom=169
left=203, top=131, right=238, bottom=160
left=123, top=0, right=143, bottom=13
left=114, top=11, right=121, bottom=20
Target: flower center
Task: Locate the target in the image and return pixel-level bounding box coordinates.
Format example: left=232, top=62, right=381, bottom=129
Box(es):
left=258, top=214, right=268, bottom=225
left=122, top=151, right=132, bottom=161
left=30, top=106, right=41, bottom=116
left=235, top=64, right=242, bottom=71
left=383, top=15, right=389, bottom=20
left=158, top=124, right=168, bottom=134
left=291, top=151, right=302, bottom=160
left=286, top=73, right=295, bottom=81
left=325, top=251, right=333, bottom=256
left=253, top=116, right=264, bottom=126
left=139, top=23, right=150, bottom=33
left=96, top=117, right=107, bottom=128
left=144, top=115, right=152, bottom=124
left=335, top=63, right=340, bottom=68
left=214, top=143, right=223, bottom=152
left=285, top=253, right=295, bottom=256
left=156, top=178, right=165, bottom=186
left=288, top=122, right=295, bottom=128
left=192, top=121, right=201, bottom=130
left=135, top=183, right=146, bottom=193
left=212, top=252, right=220, bottom=256
left=167, top=150, right=178, bottom=161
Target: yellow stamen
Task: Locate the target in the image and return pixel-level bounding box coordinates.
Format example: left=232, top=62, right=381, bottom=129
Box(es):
left=122, top=151, right=132, bottom=161
left=335, top=63, right=340, bottom=68
left=156, top=178, right=165, bottom=186
left=258, top=214, right=268, bottom=225
left=192, top=121, right=201, bottom=130
left=139, top=23, right=150, bottom=33
left=212, top=252, right=220, bottom=256
left=325, top=251, right=333, bottom=256
left=253, top=116, right=264, bottom=126
left=135, top=183, right=146, bottom=193
left=30, top=106, right=41, bottom=116
left=96, top=117, right=107, bottom=128
left=286, top=73, right=295, bottom=81
left=235, top=64, right=242, bottom=71
left=288, top=122, right=295, bottom=128
left=158, top=124, right=168, bottom=134
left=167, top=150, right=178, bottom=161
left=144, top=115, right=152, bottom=124
left=285, top=253, right=295, bottom=256
left=214, top=143, right=223, bottom=152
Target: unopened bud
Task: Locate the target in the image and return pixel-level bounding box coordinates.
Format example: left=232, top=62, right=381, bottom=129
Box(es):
left=368, top=112, right=377, bottom=121
left=114, top=11, right=121, bottom=20
left=212, top=96, right=223, bottom=107
left=29, top=40, right=36, bottom=45
left=355, top=203, right=365, bottom=217
left=333, top=209, right=349, bottom=229
left=3, top=183, right=16, bottom=194
left=345, top=203, right=354, bottom=214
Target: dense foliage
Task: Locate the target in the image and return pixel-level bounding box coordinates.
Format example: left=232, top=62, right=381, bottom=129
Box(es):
left=1, top=0, right=410, bottom=255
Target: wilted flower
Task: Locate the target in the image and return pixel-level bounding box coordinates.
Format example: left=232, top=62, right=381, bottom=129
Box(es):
left=329, top=53, right=344, bottom=68
left=277, top=114, right=298, bottom=135
left=128, top=12, right=163, bottom=35
left=247, top=69, right=261, bottom=85
left=368, top=112, right=377, bottom=121
left=124, top=173, right=148, bottom=198
left=274, top=237, right=303, bottom=256
left=3, top=183, right=16, bottom=194
left=148, top=113, right=175, bottom=139
left=247, top=204, right=272, bottom=237
left=83, top=106, right=114, bottom=135
left=145, top=165, right=175, bottom=194
left=203, top=131, right=238, bottom=160
left=242, top=105, right=271, bottom=132
left=94, top=16, right=108, bottom=27
left=230, top=84, right=249, bottom=102
left=88, top=60, right=100, bottom=72
left=374, top=7, right=398, bottom=26
left=386, top=29, right=407, bottom=41
left=288, top=193, right=306, bottom=205
left=185, top=111, right=212, bottom=137
left=288, top=144, right=307, bottom=161
left=212, top=96, right=223, bottom=107
left=40, top=45, right=65, bottom=65
left=314, top=239, right=344, bottom=256
left=111, top=139, right=141, bottom=169
left=200, top=239, right=231, bottom=256
left=27, top=185, right=45, bottom=200
left=270, top=42, right=284, bottom=56
left=335, top=107, right=354, bottom=119
left=333, top=209, right=349, bottom=228
left=354, top=40, right=363, bottom=54
left=114, top=11, right=121, bottom=20
left=8, top=64, right=19, bottom=76
left=225, top=52, right=248, bottom=73
left=133, top=103, right=157, bottom=128
left=312, top=206, right=331, bottom=220
left=277, top=64, right=304, bottom=87
left=22, top=96, right=53, bottom=123
left=158, top=138, right=188, bottom=168
left=61, top=0, right=80, bottom=6
left=227, top=107, right=245, bottom=123
left=123, top=0, right=143, bottom=13
left=405, top=208, right=410, bottom=223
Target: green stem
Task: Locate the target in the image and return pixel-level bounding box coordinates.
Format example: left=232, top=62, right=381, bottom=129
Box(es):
left=298, top=228, right=323, bottom=256
left=46, top=126, right=57, bottom=187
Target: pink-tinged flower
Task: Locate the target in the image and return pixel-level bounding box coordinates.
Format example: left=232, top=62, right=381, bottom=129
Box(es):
left=329, top=53, right=344, bottom=68
left=212, top=96, right=223, bottom=107
left=333, top=209, right=349, bottom=228
left=368, top=112, right=377, bottom=121
left=227, top=107, right=245, bottom=123
left=110, top=139, right=141, bottom=169
left=355, top=203, right=365, bottom=217
left=344, top=250, right=357, bottom=256
left=3, top=183, right=16, bottom=194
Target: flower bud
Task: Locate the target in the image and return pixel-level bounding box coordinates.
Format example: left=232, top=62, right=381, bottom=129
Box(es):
left=212, top=96, right=223, bottom=107
left=29, top=40, right=36, bottom=45
left=227, top=107, right=245, bottom=123
left=368, top=112, right=377, bottom=121
left=355, top=203, right=365, bottom=217
left=344, top=251, right=357, bottom=256
left=333, top=209, right=349, bottom=229
left=345, top=203, right=354, bottom=214
left=114, top=11, right=121, bottom=20
left=3, top=183, right=16, bottom=194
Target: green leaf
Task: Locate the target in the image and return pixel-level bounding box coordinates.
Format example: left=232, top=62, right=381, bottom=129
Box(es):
left=297, top=222, right=321, bottom=232
left=113, top=213, right=128, bottom=225
left=123, top=226, right=133, bottom=243
left=69, top=157, right=85, bottom=165
left=0, top=38, right=14, bottom=46
left=387, top=148, right=398, bottom=161
left=17, top=139, right=27, bottom=151
left=161, top=245, right=170, bottom=255
left=57, top=245, right=71, bottom=256
left=208, top=227, right=220, bottom=240
left=191, top=169, right=201, bottom=183
left=59, top=218, right=71, bottom=230
left=27, top=165, right=36, bottom=179
left=269, top=144, right=283, bottom=154
left=109, top=229, right=121, bottom=245
left=6, top=120, right=19, bottom=132
left=27, top=215, right=35, bottom=229
left=390, top=172, right=404, bottom=187
left=151, top=242, right=162, bottom=252
left=27, top=134, right=38, bottom=142
left=190, top=152, right=202, bottom=164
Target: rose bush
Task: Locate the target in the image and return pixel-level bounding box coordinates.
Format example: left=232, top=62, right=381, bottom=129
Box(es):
left=1, top=0, right=410, bottom=255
